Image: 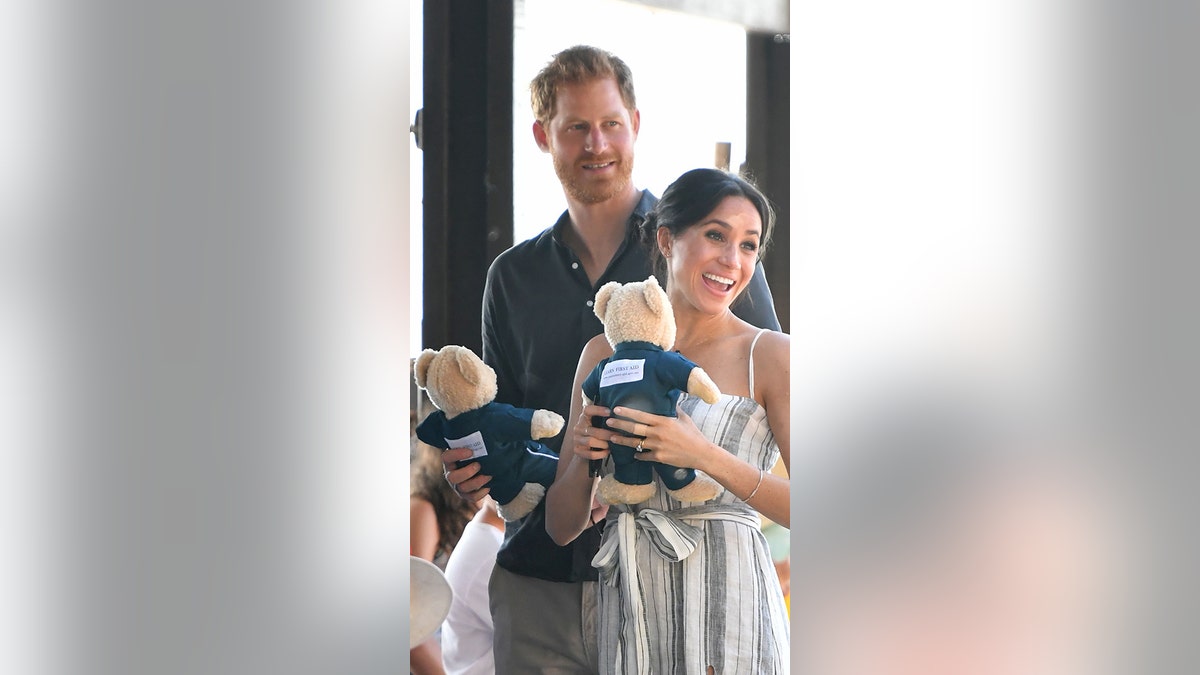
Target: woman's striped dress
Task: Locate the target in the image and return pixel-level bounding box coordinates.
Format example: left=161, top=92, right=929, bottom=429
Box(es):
left=594, top=384, right=790, bottom=674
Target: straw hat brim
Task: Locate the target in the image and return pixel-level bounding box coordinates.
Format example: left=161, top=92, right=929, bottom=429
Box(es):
left=410, top=556, right=453, bottom=648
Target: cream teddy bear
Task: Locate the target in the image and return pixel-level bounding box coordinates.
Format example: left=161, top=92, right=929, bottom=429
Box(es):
left=414, top=345, right=563, bottom=521
left=583, top=276, right=723, bottom=505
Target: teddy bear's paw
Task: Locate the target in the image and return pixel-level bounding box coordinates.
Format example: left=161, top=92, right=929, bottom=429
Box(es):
left=667, top=472, right=722, bottom=503
left=496, top=483, right=546, bottom=522
left=597, top=475, right=656, bottom=505
left=531, top=409, right=565, bottom=440
left=687, top=367, right=722, bottom=404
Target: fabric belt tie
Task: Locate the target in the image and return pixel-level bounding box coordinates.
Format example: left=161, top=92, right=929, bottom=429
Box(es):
left=591, top=503, right=761, bottom=675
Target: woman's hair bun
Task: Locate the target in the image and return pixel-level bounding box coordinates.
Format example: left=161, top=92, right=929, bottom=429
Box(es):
left=640, top=211, right=659, bottom=243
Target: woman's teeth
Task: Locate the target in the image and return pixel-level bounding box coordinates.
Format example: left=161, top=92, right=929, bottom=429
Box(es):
left=703, top=272, right=735, bottom=290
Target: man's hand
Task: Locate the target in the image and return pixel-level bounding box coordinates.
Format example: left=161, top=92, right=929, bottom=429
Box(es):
left=441, top=447, right=492, bottom=503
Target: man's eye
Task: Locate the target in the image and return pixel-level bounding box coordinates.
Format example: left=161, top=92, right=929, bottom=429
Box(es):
left=605, top=121, right=619, bottom=127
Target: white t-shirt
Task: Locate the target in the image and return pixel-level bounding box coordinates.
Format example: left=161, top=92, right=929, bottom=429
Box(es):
left=440, top=519, right=504, bottom=675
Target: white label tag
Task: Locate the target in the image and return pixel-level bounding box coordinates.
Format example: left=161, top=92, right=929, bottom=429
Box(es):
left=600, top=359, right=646, bottom=387
left=445, top=430, right=488, bottom=459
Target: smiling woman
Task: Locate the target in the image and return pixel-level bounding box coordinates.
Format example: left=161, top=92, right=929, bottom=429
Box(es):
left=545, top=167, right=790, bottom=673
left=643, top=168, right=774, bottom=289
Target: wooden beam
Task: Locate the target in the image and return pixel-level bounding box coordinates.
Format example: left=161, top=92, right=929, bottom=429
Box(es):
left=422, top=0, right=514, bottom=353
left=745, top=31, right=790, bottom=333
left=623, top=0, right=788, bottom=33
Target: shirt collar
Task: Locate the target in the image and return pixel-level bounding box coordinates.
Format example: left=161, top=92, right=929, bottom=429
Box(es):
left=550, top=189, right=658, bottom=248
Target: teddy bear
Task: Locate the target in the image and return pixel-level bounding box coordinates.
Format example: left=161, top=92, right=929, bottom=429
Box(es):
left=583, top=275, right=724, bottom=505
left=414, top=345, right=563, bottom=521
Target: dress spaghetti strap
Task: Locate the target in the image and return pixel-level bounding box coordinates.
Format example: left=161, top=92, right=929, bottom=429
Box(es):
left=748, top=328, right=768, bottom=401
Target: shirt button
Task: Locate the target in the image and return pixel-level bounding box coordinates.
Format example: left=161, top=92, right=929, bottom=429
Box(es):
left=571, top=262, right=579, bottom=269
left=586, top=300, right=594, bottom=307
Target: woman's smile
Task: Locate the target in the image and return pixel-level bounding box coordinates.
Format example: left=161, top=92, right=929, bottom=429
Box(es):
left=701, top=271, right=737, bottom=294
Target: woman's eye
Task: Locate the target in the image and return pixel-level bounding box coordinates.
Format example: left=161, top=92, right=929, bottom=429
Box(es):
left=742, top=242, right=759, bottom=252
left=706, top=231, right=724, bottom=242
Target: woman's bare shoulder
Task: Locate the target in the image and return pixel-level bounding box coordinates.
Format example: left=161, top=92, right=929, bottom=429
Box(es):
left=755, top=329, right=790, bottom=356
left=571, top=334, right=616, bottom=384
left=753, top=330, right=790, bottom=380
left=410, top=496, right=436, bottom=523
left=581, top=334, right=614, bottom=362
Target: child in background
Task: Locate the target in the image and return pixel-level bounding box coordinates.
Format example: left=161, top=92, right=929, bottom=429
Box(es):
left=441, top=497, right=506, bottom=675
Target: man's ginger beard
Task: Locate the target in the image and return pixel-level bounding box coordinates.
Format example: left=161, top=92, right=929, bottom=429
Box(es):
left=551, top=146, right=635, bottom=205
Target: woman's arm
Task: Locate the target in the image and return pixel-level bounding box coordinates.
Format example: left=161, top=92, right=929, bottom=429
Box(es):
left=545, top=336, right=616, bottom=546
left=409, top=639, right=445, bottom=675
left=757, top=331, right=790, bottom=480
left=409, top=497, right=446, bottom=675
left=602, top=332, right=792, bottom=526
left=722, top=330, right=789, bottom=525
left=410, top=496, right=440, bottom=561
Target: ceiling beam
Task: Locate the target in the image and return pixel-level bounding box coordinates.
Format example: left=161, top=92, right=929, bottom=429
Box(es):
left=622, top=0, right=788, bottom=33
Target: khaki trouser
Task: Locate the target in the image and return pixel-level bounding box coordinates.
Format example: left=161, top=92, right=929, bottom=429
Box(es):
left=489, top=565, right=600, bottom=675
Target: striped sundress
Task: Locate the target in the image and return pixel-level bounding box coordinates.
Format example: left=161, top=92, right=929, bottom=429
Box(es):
left=593, top=330, right=789, bottom=674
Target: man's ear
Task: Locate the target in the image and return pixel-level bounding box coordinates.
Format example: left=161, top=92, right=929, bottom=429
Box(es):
left=532, top=120, right=551, bottom=153
left=630, top=108, right=640, bottom=138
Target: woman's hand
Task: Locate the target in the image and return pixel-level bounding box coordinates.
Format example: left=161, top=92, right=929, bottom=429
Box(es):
left=603, top=406, right=719, bottom=473
left=547, top=336, right=616, bottom=546
left=570, top=403, right=616, bottom=467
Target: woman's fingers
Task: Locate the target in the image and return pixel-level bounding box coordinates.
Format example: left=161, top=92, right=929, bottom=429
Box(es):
left=582, top=404, right=611, bottom=418
left=576, top=432, right=610, bottom=451
left=603, top=417, right=636, bottom=435
left=610, top=406, right=658, bottom=423
left=606, top=434, right=645, bottom=449
left=576, top=413, right=616, bottom=445
left=573, top=441, right=610, bottom=462
left=573, top=415, right=613, bottom=462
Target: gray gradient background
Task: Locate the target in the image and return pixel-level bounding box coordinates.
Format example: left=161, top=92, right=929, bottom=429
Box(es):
left=1, top=1, right=1196, bottom=673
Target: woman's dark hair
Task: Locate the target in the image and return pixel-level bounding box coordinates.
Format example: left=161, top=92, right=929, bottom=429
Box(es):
left=641, top=168, right=776, bottom=283
left=410, top=436, right=474, bottom=559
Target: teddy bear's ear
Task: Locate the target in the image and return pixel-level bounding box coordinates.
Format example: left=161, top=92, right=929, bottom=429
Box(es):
left=643, top=276, right=667, bottom=316
left=453, top=348, right=482, bottom=386
left=414, top=348, right=438, bottom=388
left=594, top=281, right=620, bottom=320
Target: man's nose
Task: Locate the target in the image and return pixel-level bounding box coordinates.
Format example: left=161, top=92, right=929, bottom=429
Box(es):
left=584, top=126, right=608, bottom=153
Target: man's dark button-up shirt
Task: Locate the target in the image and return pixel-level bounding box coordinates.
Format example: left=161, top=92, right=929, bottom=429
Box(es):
left=481, top=189, right=780, bottom=583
